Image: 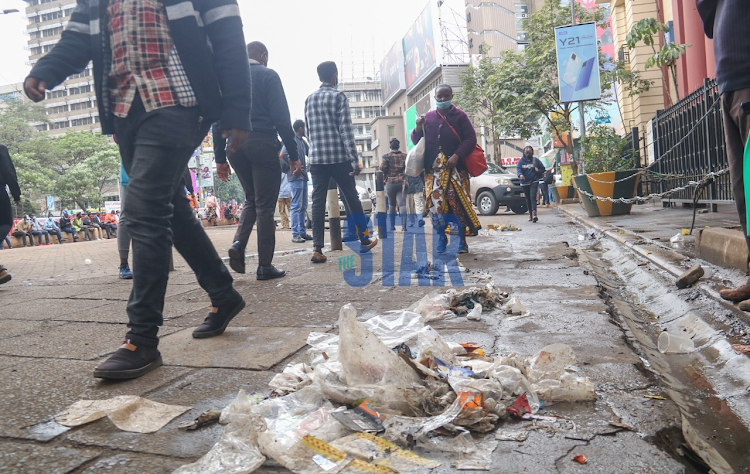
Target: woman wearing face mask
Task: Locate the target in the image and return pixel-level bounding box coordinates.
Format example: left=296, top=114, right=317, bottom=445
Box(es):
left=412, top=84, right=481, bottom=254
left=517, top=146, right=546, bottom=223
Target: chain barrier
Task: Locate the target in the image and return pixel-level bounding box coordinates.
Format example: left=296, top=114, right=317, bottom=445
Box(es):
left=576, top=168, right=730, bottom=204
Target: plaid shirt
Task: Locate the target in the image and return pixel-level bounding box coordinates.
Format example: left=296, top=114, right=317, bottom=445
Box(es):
left=381, top=151, right=406, bottom=184
left=304, top=84, right=358, bottom=166
left=107, top=0, right=197, bottom=117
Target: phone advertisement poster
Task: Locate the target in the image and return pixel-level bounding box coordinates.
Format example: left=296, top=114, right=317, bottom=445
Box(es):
left=555, top=22, right=601, bottom=103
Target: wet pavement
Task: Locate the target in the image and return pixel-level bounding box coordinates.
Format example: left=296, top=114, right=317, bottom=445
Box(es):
left=0, top=208, right=748, bottom=473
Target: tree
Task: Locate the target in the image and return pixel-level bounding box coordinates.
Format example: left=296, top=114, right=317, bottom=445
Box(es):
left=214, top=173, right=245, bottom=205
left=626, top=18, right=690, bottom=106
left=53, top=131, right=112, bottom=168
left=455, top=51, right=504, bottom=165
left=582, top=124, right=635, bottom=173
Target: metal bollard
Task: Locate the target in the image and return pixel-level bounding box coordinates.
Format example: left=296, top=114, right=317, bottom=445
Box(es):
left=375, top=171, right=387, bottom=239
left=327, top=178, right=342, bottom=251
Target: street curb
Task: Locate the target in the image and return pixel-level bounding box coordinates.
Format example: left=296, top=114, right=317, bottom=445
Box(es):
left=557, top=205, right=748, bottom=318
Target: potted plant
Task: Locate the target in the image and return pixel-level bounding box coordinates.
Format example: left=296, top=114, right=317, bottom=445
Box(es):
left=573, top=124, right=640, bottom=217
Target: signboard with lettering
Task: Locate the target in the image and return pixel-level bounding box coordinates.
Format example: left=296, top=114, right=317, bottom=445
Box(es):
left=555, top=22, right=601, bottom=103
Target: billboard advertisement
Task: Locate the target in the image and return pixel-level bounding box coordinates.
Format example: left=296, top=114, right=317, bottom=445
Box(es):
left=403, top=3, right=440, bottom=92
left=555, top=22, right=601, bottom=103
left=404, top=93, right=435, bottom=151
left=380, top=41, right=405, bottom=105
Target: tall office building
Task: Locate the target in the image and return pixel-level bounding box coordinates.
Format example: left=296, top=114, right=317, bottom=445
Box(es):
left=339, top=81, right=384, bottom=184
left=465, top=0, right=545, bottom=56
left=24, top=0, right=99, bottom=136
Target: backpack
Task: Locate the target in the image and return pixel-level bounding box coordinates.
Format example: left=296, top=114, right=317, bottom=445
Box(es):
left=544, top=170, right=554, bottom=184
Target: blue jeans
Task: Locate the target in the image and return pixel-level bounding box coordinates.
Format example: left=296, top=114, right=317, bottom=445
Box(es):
left=46, top=229, right=63, bottom=243
left=31, top=230, right=49, bottom=244
left=113, top=96, right=235, bottom=347
left=61, top=225, right=77, bottom=241
left=290, top=179, right=308, bottom=237
left=1, top=236, right=10, bottom=249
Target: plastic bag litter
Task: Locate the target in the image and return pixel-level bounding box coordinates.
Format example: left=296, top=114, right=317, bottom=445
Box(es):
left=487, top=365, right=540, bottom=413
left=451, top=283, right=507, bottom=311
left=174, top=390, right=266, bottom=474
left=467, top=304, right=482, bottom=320
left=330, top=432, right=442, bottom=473
left=339, top=304, right=423, bottom=387
left=383, top=395, right=466, bottom=444
left=269, top=363, right=314, bottom=396
left=455, top=436, right=498, bottom=471
left=503, top=297, right=528, bottom=316
left=416, top=326, right=457, bottom=365
left=409, top=292, right=455, bottom=322
left=525, top=344, right=596, bottom=402
left=362, top=310, right=425, bottom=347
left=307, top=332, right=340, bottom=367
left=55, top=396, right=191, bottom=434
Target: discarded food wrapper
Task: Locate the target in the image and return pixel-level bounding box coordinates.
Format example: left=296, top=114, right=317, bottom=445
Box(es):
left=178, top=409, right=222, bottom=431
left=573, top=455, right=587, bottom=465
left=269, top=363, right=314, bottom=396
left=507, top=393, right=534, bottom=418
left=330, top=432, right=442, bottom=472
left=331, top=400, right=385, bottom=433
left=496, top=430, right=529, bottom=442
left=455, top=436, right=499, bottom=471
left=301, top=435, right=396, bottom=473
left=55, top=395, right=190, bottom=433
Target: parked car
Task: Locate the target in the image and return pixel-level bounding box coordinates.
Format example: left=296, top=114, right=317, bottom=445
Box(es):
left=305, top=184, right=373, bottom=229
left=470, top=162, right=528, bottom=215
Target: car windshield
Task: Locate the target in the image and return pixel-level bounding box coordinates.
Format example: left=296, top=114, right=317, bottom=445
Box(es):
left=485, top=163, right=505, bottom=174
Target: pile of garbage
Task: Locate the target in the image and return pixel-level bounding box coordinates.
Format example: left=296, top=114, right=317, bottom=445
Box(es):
left=174, top=283, right=596, bottom=474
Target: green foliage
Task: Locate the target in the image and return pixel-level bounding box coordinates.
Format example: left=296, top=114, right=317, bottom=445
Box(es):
left=214, top=173, right=245, bottom=204
left=53, top=134, right=119, bottom=209
left=582, top=124, right=635, bottom=173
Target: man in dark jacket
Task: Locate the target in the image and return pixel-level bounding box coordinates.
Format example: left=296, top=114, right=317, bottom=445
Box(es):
left=0, top=144, right=21, bottom=285
left=517, top=146, right=546, bottom=223
left=24, top=0, right=252, bottom=380
left=698, top=1, right=750, bottom=308
left=215, top=41, right=300, bottom=278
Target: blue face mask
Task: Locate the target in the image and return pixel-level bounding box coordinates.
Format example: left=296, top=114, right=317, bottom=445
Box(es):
left=436, top=100, right=452, bottom=110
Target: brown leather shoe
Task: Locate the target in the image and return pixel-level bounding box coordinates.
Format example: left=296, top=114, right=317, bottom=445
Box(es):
left=739, top=299, right=750, bottom=312
left=719, top=283, right=750, bottom=302
left=311, top=251, right=327, bottom=263
left=0, top=266, right=11, bottom=285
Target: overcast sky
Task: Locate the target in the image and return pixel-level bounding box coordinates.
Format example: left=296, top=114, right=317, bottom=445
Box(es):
left=0, top=0, right=465, bottom=120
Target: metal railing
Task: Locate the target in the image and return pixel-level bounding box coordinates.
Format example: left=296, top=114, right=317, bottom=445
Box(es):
left=647, top=78, right=731, bottom=208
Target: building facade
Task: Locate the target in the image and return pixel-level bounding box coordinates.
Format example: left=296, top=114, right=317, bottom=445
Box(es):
left=24, top=0, right=100, bottom=136
left=340, top=81, right=384, bottom=185
left=465, top=0, right=545, bottom=57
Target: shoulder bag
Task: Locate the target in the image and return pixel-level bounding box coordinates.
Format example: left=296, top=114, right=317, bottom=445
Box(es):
left=405, top=128, right=425, bottom=177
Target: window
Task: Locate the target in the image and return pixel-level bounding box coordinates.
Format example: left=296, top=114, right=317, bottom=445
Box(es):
left=69, top=84, right=91, bottom=95
left=36, top=124, right=48, bottom=132
left=43, top=44, right=55, bottom=53
left=43, top=26, right=63, bottom=37
left=69, top=68, right=91, bottom=79
left=30, top=46, right=42, bottom=55
left=46, top=105, right=68, bottom=115
left=29, top=31, right=42, bottom=39
left=41, top=11, right=63, bottom=22
left=50, top=120, right=70, bottom=130
left=30, top=15, right=41, bottom=24
left=47, top=89, right=67, bottom=99
left=71, top=117, right=93, bottom=127
left=69, top=101, right=92, bottom=111
left=387, top=125, right=394, bottom=138
left=64, top=8, right=74, bottom=16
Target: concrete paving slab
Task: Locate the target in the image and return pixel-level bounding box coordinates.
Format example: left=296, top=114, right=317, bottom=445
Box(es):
left=67, top=368, right=275, bottom=459
left=0, top=440, right=100, bottom=474
left=78, top=453, right=187, bottom=474
left=0, top=358, right=190, bottom=441
left=158, top=326, right=323, bottom=370
left=0, top=319, right=67, bottom=339
left=0, top=323, right=182, bottom=360
left=0, top=355, right=33, bottom=371
left=2, top=299, right=114, bottom=321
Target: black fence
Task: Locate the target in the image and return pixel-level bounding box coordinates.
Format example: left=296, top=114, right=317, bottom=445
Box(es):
left=646, top=78, right=731, bottom=207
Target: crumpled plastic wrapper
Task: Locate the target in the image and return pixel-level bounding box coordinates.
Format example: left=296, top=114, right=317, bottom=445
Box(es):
left=56, top=395, right=190, bottom=433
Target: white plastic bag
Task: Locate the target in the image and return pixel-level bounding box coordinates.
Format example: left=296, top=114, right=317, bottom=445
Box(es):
left=362, top=310, right=424, bottom=347
left=405, top=136, right=425, bottom=177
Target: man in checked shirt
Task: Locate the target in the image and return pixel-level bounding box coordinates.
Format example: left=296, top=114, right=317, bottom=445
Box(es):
left=304, top=61, right=378, bottom=263
left=24, top=0, right=251, bottom=380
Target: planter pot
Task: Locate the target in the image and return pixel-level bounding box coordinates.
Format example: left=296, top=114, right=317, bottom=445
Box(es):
left=572, top=170, right=640, bottom=217
left=551, top=185, right=576, bottom=201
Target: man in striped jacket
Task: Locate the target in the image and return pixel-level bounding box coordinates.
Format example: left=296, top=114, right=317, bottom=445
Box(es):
left=24, top=0, right=252, bottom=380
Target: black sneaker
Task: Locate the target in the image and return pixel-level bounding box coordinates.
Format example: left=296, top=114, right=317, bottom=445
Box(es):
left=227, top=241, right=245, bottom=274
left=302, top=234, right=313, bottom=241
left=93, top=340, right=162, bottom=380
left=257, top=265, right=286, bottom=281
left=192, top=292, right=245, bottom=338
left=459, top=242, right=469, bottom=254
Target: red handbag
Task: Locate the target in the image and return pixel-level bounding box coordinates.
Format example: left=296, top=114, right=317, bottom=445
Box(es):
left=436, top=111, right=488, bottom=177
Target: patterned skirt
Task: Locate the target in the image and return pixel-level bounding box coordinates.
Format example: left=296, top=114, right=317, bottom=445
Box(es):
left=207, top=206, right=218, bottom=220
left=425, top=153, right=481, bottom=235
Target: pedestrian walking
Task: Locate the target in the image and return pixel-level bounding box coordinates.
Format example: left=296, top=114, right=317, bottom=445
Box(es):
left=698, top=0, right=750, bottom=308
left=0, top=144, right=20, bottom=284
left=305, top=61, right=378, bottom=263
left=405, top=172, right=426, bottom=228
left=24, top=0, right=252, bottom=379
left=277, top=172, right=293, bottom=230
left=540, top=167, right=554, bottom=208
left=381, top=138, right=407, bottom=232
left=412, top=84, right=481, bottom=254
left=283, top=120, right=313, bottom=243
left=214, top=41, right=300, bottom=278
left=517, top=146, right=546, bottom=223
left=43, top=213, right=64, bottom=244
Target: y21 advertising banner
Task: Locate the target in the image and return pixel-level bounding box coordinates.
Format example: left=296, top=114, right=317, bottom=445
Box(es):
left=555, top=22, right=601, bottom=103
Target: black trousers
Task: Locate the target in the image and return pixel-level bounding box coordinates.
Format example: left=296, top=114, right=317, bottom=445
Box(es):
left=0, top=191, right=12, bottom=242
left=229, top=136, right=281, bottom=267
left=722, top=87, right=750, bottom=269
left=522, top=181, right=539, bottom=215
left=310, top=162, right=368, bottom=249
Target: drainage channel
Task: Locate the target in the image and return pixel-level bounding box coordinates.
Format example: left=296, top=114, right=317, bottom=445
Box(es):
left=580, top=237, right=750, bottom=473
